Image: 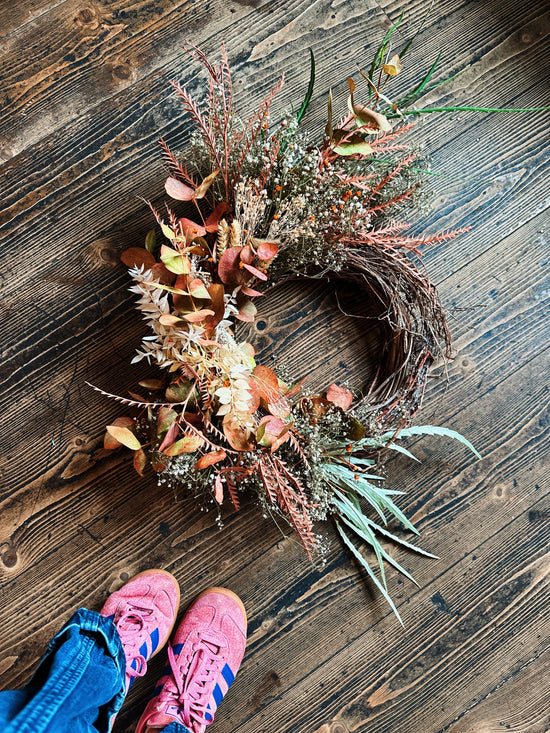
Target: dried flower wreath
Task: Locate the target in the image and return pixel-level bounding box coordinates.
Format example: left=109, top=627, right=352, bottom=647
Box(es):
left=90, top=18, right=546, bottom=622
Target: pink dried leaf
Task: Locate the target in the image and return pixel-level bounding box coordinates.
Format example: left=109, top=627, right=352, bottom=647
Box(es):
left=183, top=309, right=216, bottom=323
left=326, top=383, right=354, bottom=410
left=158, top=420, right=179, bottom=451
left=214, top=473, right=224, bottom=504
left=242, top=262, right=267, bottom=280
left=165, top=177, right=195, bottom=201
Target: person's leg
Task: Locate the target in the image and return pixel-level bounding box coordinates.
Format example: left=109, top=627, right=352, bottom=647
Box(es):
left=136, top=587, right=247, bottom=733
left=0, top=608, right=128, bottom=733
left=0, top=570, right=179, bottom=733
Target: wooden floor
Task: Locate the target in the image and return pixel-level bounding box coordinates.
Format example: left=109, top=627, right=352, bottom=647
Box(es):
left=1, top=1, right=549, bottom=731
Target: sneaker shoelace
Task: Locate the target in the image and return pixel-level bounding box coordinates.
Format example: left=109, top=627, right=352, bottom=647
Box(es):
left=113, top=603, right=156, bottom=680
left=160, top=630, right=227, bottom=730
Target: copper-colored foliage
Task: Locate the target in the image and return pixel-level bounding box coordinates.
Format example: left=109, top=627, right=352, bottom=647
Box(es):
left=326, top=383, right=354, bottom=410
left=120, top=247, right=156, bottom=269
left=195, top=450, right=227, bottom=470
left=257, top=453, right=317, bottom=558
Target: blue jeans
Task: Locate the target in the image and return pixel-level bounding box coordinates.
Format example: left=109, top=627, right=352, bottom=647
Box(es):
left=0, top=608, right=191, bottom=733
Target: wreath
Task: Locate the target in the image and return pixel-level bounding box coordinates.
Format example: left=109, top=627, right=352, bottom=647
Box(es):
left=89, top=24, right=542, bottom=621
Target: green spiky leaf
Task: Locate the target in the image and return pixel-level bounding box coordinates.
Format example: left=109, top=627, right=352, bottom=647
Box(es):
left=381, top=425, right=482, bottom=459
left=297, top=48, right=315, bottom=125
left=335, top=521, right=404, bottom=627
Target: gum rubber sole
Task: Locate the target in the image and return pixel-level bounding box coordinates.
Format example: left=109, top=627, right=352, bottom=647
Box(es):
left=192, top=586, right=247, bottom=627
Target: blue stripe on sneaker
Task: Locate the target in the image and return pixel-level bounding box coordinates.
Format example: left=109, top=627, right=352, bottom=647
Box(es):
left=150, top=627, right=160, bottom=655
left=212, top=684, right=223, bottom=707
left=222, top=663, right=235, bottom=688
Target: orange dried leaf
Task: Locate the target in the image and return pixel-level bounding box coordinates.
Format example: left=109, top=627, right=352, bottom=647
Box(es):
left=253, top=365, right=292, bottom=416
left=120, top=247, right=156, bottom=269
left=138, top=379, right=164, bottom=391
left=205, top=202, right=230, bottom=233
left=193, top=169, right=219, bottom=200
left=203, top=283, right=225, bottom=329
left=222, top=414, right=255, bottom=451
left=244, top=377, right=261, bottom=412
left=157, top=406, right=177, bottom=435
left=106, top=425, right=141, bottom=451
left=195, top=450, right=227, bottom=470
left=104, top=416, right=134, bottom=449
left=163, top=434, right=204, bottom=456
left=252, top=365, right=280, bottom=400
left=133, top=448, right=147, bottom=476
left=301, top=395, right=331, bottom=418
left=152, top=454, right=169, bottom=472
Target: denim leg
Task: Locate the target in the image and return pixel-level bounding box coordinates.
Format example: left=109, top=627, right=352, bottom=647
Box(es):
left=162, top=724, right=193, bottom=733
left=0, top=608, right=127, bottom=733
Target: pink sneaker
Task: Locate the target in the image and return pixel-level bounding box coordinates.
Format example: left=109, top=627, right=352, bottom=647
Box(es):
left=100, top=569, right=180, bottom=693
left=136, top=587, right=247, bottom=733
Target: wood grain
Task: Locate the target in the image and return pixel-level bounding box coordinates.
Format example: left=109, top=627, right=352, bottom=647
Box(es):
left=1, top=1, right=549, bottom=732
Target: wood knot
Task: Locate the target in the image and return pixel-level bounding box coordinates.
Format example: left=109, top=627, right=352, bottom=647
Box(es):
left=88, top=240, right=118, bottom=268
left=74, top=7, right=99, bottom=29
left=493, top=483, right=511, bottom=502
left=112, top=64, right=131, bottom=81
left=2, top=546, right=18, bottom=569
left=330, top=724, right=349, bottom=733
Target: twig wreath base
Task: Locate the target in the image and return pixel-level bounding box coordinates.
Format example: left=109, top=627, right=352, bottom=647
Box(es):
left=91, top=36, right=490, bottom=623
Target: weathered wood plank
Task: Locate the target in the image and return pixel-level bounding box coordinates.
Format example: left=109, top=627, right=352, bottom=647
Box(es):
left=444, top=648, right=550, bottom=733
left=1, top=345, right=548, bottom=731
left=1, top=1, right=549, bottom=732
